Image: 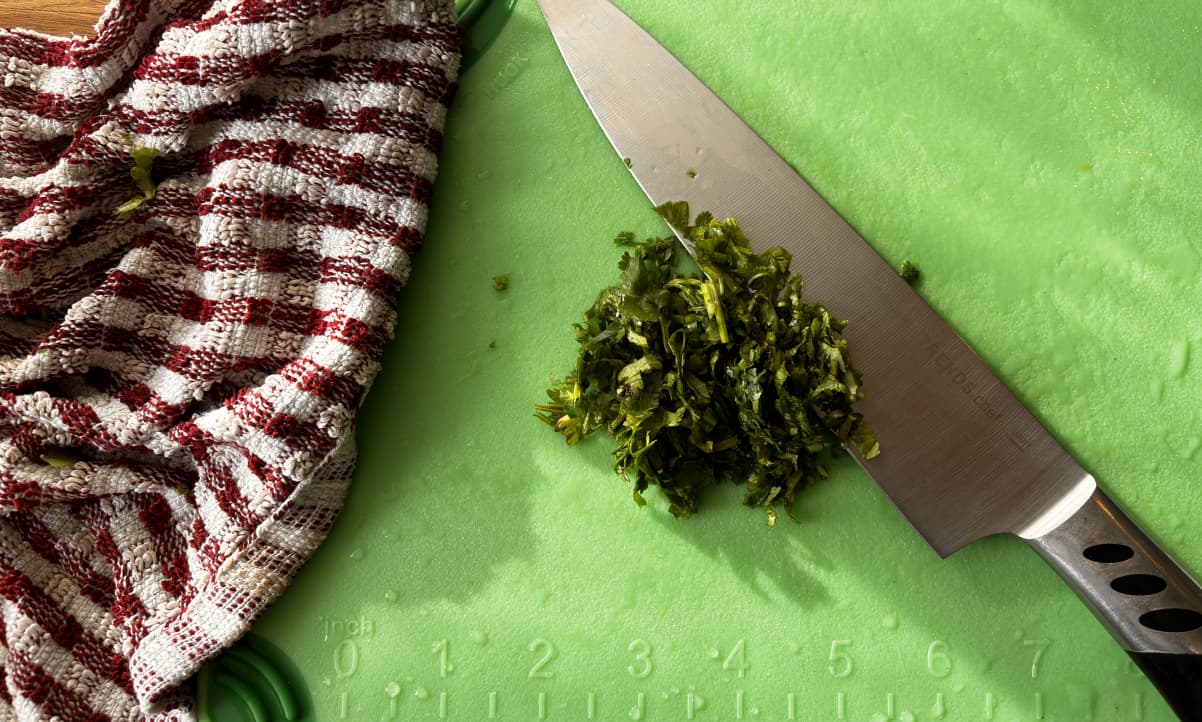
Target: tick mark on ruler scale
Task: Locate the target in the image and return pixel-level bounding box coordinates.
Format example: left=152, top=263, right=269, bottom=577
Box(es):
left=384, top=683, right=401, bottom=720
left=984, top=692, right=997, bottom=720
left=629, top=692, right=645, bottom=720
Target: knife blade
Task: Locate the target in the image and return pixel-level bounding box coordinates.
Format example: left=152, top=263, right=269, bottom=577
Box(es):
left=539, top=1, right=1202, bottom=718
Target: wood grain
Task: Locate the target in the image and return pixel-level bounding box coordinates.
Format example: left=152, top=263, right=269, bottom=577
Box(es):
left=0, top=0, right=109, bottom=37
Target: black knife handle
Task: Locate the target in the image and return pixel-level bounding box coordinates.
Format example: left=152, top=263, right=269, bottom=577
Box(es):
left=1026, top=486, right=1202, bottom=721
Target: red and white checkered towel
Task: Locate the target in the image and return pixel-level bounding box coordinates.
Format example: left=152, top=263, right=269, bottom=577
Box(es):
left=0, top=0, right=460, bottom=718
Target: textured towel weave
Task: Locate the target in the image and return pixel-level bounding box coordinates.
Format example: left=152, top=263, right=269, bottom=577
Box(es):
left=0, top=0, right=460, bottom=718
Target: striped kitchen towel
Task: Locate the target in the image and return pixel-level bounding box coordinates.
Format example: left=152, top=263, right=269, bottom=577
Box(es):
left=0, top=0, right=461, bottom=718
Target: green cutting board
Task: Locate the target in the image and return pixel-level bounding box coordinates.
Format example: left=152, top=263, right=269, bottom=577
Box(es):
left=202, top=1, right=1202, bottom=720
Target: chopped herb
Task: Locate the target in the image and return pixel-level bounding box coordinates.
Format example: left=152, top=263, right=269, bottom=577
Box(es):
left=623, top=157, right=633, bottom=169
left=489, top=340, right=497, bottom=349
left=687, top=169, right=698, bottom=179
left=114, top=145, right=158, bottom=219
left=492, top=274, right=510, bottom=291
left=536, top=202, right=878, bottom=523
left=40, top=448, right=83, bottom=468
left=900, top=260, right=920, bottom=284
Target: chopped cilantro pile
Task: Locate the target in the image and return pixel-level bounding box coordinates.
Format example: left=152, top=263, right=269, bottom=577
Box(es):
left=536, top=202, right=878, bottom=524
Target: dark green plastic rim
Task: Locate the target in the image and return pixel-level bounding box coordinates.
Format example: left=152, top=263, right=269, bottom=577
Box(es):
left=455, top=0, right=517, bottom=71
left=196, top=634, right=314, bottom=722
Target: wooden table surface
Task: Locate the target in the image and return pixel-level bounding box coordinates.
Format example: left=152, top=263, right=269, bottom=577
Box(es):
left=0, top=0, right=109, bottom=37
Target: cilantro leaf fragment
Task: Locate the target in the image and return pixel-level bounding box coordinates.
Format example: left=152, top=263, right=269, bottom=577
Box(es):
left=115, top=145, right=158, bottom=219
left=900, top=260, right=920, bottom=284
left=493, top=274, right=510, bottom=291
left=536, top=203, right=878, bottom=523
left=40, top=448, right=83, bottom=468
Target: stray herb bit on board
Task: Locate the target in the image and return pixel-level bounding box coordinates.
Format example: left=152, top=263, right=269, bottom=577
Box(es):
left=900, top=260, right=920, bottom=284
left=492, top=274, right=510, bottom=291
left=535, top=202, right=878, bottom=524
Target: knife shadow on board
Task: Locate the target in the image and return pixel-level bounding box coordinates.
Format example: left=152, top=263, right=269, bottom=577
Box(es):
left=590, top=423, right=1147, bottom=716
left=649, top=495, right=834, bottom=608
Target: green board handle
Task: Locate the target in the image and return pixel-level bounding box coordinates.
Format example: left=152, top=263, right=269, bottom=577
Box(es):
left=1028, top=487, right=1202, bottom=721
left=456, top=0, right=517, bottom=71
left=197, top=635, right=314, bottom=722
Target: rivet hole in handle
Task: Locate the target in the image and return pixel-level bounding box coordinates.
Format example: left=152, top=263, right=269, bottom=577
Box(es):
left=1081, top=542, right=1202, bottom=635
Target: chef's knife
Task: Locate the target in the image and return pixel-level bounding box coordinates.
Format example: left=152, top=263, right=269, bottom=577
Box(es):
left=538, top=1, right=1202, bottom=718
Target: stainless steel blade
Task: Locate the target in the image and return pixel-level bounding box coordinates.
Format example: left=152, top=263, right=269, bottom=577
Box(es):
left=538, top=0, right=1095, bottom=557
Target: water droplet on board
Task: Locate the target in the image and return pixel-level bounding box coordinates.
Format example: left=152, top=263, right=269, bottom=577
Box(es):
left=882, top=614, right=899, bottom=630
left=349, top=548, right=365, bottom=561
left=468, top=630, right=489, bottom=645
left=1168, top=340, right=1190, bottom=378
left=385, top=682, right=401, bottom=697
left=414, top=687, right=429, bottom=700
left=384, top=590, right=397, bottom=602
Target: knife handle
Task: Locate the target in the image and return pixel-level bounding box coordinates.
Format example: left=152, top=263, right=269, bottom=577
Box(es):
left=1027, top=486, right=1202, bottom=721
